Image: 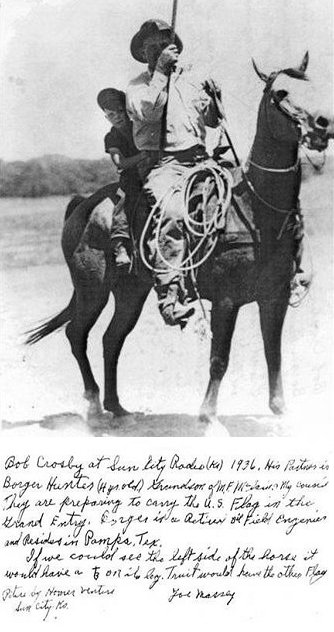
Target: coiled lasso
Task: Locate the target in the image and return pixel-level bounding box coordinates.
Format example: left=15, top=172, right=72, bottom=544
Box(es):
left=139, top=160, right=234, bottom=274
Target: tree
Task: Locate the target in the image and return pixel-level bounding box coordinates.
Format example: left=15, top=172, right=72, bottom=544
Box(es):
left=0, top=155, right=118, bottom=197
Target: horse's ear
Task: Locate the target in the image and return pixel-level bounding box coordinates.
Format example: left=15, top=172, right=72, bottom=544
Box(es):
left=299, top=51, right=309, bottom=73
left=252, top=58, right=268, bottom=83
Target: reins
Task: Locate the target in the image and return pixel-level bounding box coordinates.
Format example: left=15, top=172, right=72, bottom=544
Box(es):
left=242, top=169, right=299, bottom=216
left=300, top=144, right=327, bottom=172
left=243, top=91, right=303, bottom=222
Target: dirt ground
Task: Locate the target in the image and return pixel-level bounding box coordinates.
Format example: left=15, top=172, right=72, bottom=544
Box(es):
left=1, top=162, right=333, bottom=438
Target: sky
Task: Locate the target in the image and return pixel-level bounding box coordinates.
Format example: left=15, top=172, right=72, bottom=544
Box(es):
left=0, top=0, right=333, bottom=161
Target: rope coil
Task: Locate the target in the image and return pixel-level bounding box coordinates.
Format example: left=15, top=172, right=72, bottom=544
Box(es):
left=139, top=161, right=233, bottom=274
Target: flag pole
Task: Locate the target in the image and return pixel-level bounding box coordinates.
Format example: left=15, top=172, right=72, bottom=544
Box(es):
left=160, top=0, right=179, bottom=151
left=170, top=0, right=178, bottom=42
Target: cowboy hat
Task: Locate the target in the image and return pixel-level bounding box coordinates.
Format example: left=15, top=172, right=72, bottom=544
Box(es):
left=130, top=19, right=183, bottom=63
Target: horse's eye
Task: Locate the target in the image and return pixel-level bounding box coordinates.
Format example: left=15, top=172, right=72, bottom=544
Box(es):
left=275, top=89, right=288, bottom=101
left=316, top=115, right=329, bottom=128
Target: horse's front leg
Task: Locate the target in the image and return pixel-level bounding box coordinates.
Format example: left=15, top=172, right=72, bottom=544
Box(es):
left=200, top=297, right=239, bottom=433
left=103, top=277, right=151, bottom=417
left=258, top=296, right=289, bottom=415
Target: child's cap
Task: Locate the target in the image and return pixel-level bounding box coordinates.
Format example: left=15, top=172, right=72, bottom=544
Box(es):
left=97, top=88, right=126, bottom=111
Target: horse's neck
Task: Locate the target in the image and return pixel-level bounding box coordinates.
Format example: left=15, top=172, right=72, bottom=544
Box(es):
left=250, top=134, right=299, bottom=171
left=247, top=126, right=300, bottom=215
left=250, top=97, right=299, bottom=170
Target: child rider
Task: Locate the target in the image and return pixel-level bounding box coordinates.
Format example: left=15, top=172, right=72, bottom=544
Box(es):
left=97, top=88, right=149, bottom=268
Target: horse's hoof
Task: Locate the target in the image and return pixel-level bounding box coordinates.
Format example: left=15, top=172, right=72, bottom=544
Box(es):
left=269, top=398, right=287, bottom=416
left=87, top=406, right=104, bottom=422
left=205, top=419, right=230, bottom=437
left=88, top=410, right=119, bottom=427
left=199, top=411, right=230, bottom=437
left=85, top=392, right=104, bottom=419
left=104, top=403, right=132, bottom=418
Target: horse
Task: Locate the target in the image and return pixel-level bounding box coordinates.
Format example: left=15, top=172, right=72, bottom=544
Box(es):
left=26, top=53, right=333, bottom=434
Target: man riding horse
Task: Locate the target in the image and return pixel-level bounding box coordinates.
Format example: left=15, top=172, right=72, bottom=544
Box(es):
left=27, top=36, right=334, bottom=424
left=126, top=19, right=226, bottom=327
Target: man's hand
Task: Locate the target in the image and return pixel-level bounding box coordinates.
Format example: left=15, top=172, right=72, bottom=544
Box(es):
left=203, top=78, right=225, bottom=120
left=155, top=44, right=179, bottom=75
left=203, top=79, right=222, bottom=102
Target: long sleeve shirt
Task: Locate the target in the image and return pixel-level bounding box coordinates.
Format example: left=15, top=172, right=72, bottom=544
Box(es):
left=126, top=64, right=224, bottom=152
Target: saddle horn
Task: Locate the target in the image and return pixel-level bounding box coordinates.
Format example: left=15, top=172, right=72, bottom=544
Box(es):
left=252, top=58, right=268, bottom=83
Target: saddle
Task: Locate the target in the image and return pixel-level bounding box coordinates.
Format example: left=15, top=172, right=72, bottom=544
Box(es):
left=132, top=162, right=260, bottom=278
left=186, top=164, right=260, bottom=255
left=221, top=167, right=260, bottom=246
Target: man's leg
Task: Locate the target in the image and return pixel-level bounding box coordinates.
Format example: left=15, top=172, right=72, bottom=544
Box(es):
left=145, top=162, right=195, bottom=326
left=290, top=210, right=311, bottom=306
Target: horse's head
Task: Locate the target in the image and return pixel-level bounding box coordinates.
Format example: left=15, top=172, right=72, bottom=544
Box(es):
left=252, top=52, right=333, bottom=152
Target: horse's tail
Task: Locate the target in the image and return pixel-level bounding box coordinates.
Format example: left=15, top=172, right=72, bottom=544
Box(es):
left=25, top=292, right=76, bottom=345
left=64, top=195, right=85, bottom=221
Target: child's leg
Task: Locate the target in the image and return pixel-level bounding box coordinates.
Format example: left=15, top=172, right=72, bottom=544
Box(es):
left=110, top=193, right=131, bottom=268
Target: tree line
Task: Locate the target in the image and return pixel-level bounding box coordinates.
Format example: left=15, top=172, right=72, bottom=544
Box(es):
left=0, top=154, right=118, bottom=198
left=0, top=152, right=330, bottom=198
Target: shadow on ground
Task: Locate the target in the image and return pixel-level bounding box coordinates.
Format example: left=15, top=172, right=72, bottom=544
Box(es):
left=1, top=410, right=288, bottom=437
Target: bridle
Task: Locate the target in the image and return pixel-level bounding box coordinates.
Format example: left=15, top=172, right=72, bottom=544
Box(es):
left=247, top=155, right=300, bottom=174
left=243, top=78, right=325, bottom=220
left=248, top=84, right=304, bottom=171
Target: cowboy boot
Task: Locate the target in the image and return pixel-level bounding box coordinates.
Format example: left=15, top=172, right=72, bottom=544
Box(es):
left=158, top=282, right=195, bottom=328
left=111, top=239, right=131, bottom=269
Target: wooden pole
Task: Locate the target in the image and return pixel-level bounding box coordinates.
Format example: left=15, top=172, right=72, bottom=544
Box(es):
left=160, top=0, right=179, bottom=151
left=170, top=0, right=178, bottom=41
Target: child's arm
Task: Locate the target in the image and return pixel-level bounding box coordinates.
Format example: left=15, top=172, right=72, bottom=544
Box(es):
left=107, top=147, right=146, bottom=171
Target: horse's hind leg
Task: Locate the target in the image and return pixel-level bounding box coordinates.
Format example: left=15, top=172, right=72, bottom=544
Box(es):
left=66, top=291, right=108, bottom=417
left=103, top=278, right=151, bottom=416
left=258, top=297, right=288, bottom=415
left=200, top=297, right=239, bottom=430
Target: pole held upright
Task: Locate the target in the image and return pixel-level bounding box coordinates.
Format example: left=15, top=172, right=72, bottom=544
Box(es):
left=160, top=0, right=179, bottom=151
left=170, top=0, right=178, bottom=42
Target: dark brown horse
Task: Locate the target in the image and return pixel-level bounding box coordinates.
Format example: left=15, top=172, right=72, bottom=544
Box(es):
left=26, top=54, right=333, bottom=434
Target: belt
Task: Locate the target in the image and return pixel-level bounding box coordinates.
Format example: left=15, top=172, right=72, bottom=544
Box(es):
left=162, top=145, right=207, bottom=163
